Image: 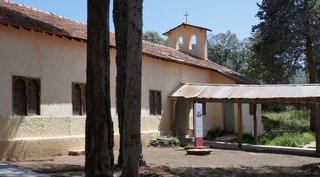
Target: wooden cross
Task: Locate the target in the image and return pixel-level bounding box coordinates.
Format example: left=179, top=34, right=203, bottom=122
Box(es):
left=184, top=12, right=189, bottom=23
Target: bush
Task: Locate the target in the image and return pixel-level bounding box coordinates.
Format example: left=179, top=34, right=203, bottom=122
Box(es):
left=205, top=126, right=227, bottom=140
left=268, top=132, right=315, bottom=147
left=262, top=105, right=286, bottom=112
left=258, top=135, right=272, bottom=145
left=229, top=133, right=254, bottom=144
left=148, top=136, right=180, bottom=147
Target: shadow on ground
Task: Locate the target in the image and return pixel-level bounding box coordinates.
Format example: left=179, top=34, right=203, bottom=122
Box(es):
left=25, top=164, right=84, bottom=177
left=16, top=163, right=320, bottom=177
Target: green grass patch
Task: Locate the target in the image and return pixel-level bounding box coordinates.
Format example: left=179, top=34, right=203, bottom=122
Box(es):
left=262, top=109, right=310, bottom=133
left=229, top=109, right=314, bottom=147
left=213, top=167, right=225, bottom=171
left=266, top=132, right=314, bottom=147
left=230, top=132, right=315, bottom=147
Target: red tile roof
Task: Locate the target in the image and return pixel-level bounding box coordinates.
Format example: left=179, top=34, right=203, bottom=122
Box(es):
left=163, top=22, right=212, bottom=36
left=0, top=0, right=257, bottom=84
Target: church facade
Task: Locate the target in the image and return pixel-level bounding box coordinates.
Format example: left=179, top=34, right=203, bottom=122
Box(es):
left=0, top=1, right=263, bottom=160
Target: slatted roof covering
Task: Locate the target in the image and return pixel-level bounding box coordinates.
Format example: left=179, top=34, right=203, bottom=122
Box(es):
left=169, top=83, right=320, bottom=104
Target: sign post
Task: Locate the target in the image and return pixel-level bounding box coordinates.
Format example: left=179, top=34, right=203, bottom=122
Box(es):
left=193, top=102, right=203, bottom=147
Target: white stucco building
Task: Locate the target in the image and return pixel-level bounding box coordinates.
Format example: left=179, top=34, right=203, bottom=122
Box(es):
left=0, top=0, right=263, bottom=160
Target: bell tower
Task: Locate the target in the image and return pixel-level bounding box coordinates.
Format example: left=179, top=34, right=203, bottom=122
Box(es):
left=163, top=23, right=212, bottom=60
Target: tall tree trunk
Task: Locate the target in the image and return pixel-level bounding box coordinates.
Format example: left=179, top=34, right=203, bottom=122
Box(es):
left=139, top=143, right=146, bottom=166
left=121, top=0, right=143, bottom=176
left=113, top=0, right=146, bottom=168
left=86, top=0, right=114, bottom=176
left=113, top=0, right=127, bottom=167
left=306, top=34, right=317, bottom=131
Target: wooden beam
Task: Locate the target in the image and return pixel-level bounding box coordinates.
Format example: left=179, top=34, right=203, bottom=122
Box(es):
left=253, top=103, right=258, bottom=145
left=23, top=27, right=31, bottom=31
left=45, top=32, right=53, bottom=36
left=1, top=22, right=8, bottom=27
left=168, top=97, right=316, bottom=106
left=11, top=24, right=19, bottom=29
left=315, top=103, right=320, bottom=153
left=238, top=103, right=242, bottom=148
left=171, top=100, right=177, bottom=136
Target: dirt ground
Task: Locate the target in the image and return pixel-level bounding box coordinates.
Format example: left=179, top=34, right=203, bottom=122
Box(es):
left=7, top=147, right=320, bottom=177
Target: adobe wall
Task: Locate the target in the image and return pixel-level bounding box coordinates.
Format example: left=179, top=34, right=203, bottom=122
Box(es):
left=0, top=25, right=158, bottom=160
left=0, top=24, right=262, bottom=160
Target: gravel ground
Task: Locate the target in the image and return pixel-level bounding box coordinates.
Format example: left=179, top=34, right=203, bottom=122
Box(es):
left=7, top=147, right=320, bottom=177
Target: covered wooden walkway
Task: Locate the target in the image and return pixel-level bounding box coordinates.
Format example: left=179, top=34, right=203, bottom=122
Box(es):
left=170, top=83, right=320, bottom=153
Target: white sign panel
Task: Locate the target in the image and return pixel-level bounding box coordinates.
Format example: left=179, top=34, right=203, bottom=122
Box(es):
left=193, top=102, right=203, bottom=138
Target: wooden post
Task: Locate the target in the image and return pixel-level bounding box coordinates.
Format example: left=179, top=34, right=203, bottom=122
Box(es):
left=172, top=100, right=177, bottom=136
left=253, top=103, right=258, bottom=145
left=238, top=103, right=243, bottom=148
left=315, top=103, right=320, bottom=153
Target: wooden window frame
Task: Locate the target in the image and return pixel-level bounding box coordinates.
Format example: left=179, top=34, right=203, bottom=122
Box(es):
left=149, top=90, right=162, bottom=116
left=12, top=76, right=41, bottom=116
left=72, top=82, right=86, bottom=115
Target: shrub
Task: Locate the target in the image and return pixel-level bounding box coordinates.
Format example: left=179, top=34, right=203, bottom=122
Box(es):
left=148, top=136, right=180, bottom=147
left=229, top=133, right=254, bottom=144
left=268, top=132, right=314, bottom=147
left=258, top=135, right=271, bottom=145
left=205, top=126, right=227, bottom=140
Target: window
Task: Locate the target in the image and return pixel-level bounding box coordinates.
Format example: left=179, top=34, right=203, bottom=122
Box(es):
left=249, top=103, right=254, bottom=115
left=149, top=90, right=161, bottom=115
left=72, top=83, right=86, bottom=115
left=12, top=76, right=40, bottom=116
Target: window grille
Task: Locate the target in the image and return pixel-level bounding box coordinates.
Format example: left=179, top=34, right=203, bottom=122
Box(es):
left=72, top=83, right=86, bottom=115
left=149, top=90, right=161, bottom=115
left=27, top=80, right=40, bottom=115
left=155, top=91, right=161, bottom=115
left=12, top=76, right=40, bottom=116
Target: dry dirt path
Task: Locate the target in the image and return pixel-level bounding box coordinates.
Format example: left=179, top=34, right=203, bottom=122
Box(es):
left=7, top=147, right=320, bottom=177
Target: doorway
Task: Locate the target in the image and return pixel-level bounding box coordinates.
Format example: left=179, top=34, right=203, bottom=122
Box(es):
left=223, top=103, right=234, bottom=132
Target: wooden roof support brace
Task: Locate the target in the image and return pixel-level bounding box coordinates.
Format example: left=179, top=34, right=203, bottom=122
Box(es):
left=238, top=103, right=243, bottom=148
left=315, top=103, right=320, bottom=153
left=253, top=103, right=258, bottom=145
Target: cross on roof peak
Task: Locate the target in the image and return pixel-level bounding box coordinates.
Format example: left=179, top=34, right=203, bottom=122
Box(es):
left=183, top=12, right=189, bottom=23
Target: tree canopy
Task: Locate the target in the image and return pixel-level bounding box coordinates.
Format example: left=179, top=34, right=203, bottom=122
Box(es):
left=142, top=31, right=167, bottom=46
left=250, top=0, right=320, bottom=84
left=249, top=0, right=320, bottom=131
left=207, top=31, right=250, bottom=74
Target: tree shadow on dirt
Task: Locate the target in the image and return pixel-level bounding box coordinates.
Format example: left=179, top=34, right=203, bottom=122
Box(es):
left=14, top=162, right=320, bottom=177
left=25, top=164, right=84, bottom=177
left=140, top=164, right=320, bottom=177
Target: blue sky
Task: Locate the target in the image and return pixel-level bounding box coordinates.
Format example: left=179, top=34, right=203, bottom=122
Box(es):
left=11, top=0, right=262, bottom=40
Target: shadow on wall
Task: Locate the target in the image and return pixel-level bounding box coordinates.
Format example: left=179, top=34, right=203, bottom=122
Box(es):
left=0, top=115, right=86, bottom=161
left=158, top=99, right=178, bottom=136
left=0, top=116, right=26, bottom=160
